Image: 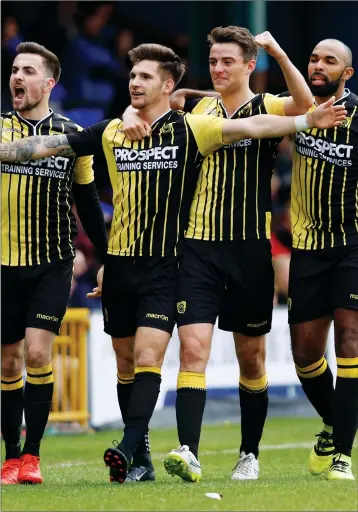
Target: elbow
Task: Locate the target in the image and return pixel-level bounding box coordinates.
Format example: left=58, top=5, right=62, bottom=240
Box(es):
left=299, top=97, right=314, bottom=113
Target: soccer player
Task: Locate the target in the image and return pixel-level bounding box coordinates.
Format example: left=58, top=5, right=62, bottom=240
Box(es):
left=0, top=43, right=346, bottom=485
left=1, top=42, right=108, bottom=485
left=287, top=39, right=357, bottom=481
left=124, top=27, right=313, bottom=482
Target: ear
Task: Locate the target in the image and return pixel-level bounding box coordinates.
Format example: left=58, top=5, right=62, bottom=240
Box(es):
left=44, top=77, right=56, bottom=94
left=343, top=66, right=354, bottom=81
left=246, top=59, right=257, bottom=76
left=163, top=78, right=175, bottom=95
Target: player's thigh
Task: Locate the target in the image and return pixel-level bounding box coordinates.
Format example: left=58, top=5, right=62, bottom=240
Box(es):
left=288, top=249, right=333, bottom=325
left=26, top=258, right=74, bottom=336
left=1, top=266, right=28, bottom=345
left=176, top=240, right=223, bottom=328
left=220, top=240, right=274, bottom=336
left=101, top=255, right=139, bottom=338
left=137, top=256, right=179, bottom=336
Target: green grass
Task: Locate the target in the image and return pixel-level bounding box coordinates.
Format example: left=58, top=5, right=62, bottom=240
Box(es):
left=2, top=417, right=357, bottom=511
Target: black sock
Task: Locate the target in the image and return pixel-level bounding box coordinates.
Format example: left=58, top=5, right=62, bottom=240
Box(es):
left=22, top=364, right=54, bottom=457
left=239, top=375, right=268, bottom=458
left=333, top=357, right=358, bottom=457
left=119, top=367, right=161, bottom=460
left=295, top=357, right=334, bottom=427
left=176, top=372, right=206, bottom=459
left=1, top=373, right=24, bottom=460
left=117, top=373, right=152, bottom=466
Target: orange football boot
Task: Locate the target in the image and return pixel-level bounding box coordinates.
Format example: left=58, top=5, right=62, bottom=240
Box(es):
left=18, top=454, right=43, bottom=484
left=1, top=459, right=21, bottom=485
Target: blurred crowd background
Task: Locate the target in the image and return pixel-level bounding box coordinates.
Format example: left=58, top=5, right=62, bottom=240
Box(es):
left=2, top=0, right=357, bottom=309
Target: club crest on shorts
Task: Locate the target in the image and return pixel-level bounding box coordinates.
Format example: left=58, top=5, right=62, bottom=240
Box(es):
left=177, top=300, right=186, bottom=314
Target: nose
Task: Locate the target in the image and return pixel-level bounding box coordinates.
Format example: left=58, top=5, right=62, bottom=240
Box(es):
left=314, top=60, right=324, bottom=71
left=215, top=63, right=225, bottom=74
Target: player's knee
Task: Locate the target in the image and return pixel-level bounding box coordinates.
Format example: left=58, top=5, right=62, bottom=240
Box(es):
left=1, top=352, right=23, bottom=377
left=135, top=348, right=163, bottom=369
left=25, top=346, right=51, bottom=368
left=179, top=336, right=210, bottom=372
left=335, top=326, right=358, bottom=357
left=238, top=345, right=265, bottom=378
left=116, top=355, right=134, bottom=375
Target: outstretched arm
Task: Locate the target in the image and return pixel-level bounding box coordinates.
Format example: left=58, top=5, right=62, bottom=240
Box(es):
left=0, top=134, right=76, bottom=162
left=222, top=97, right=346, bottom=144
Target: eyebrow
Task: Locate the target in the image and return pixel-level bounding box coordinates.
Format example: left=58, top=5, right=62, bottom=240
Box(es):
left=12, top=65, right=37, bottom=72
left=311, top=53, right=338, bottom=61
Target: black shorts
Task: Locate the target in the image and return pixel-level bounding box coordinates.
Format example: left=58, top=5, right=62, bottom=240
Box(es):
left=288, top=244, right=358, bottom=324
left=176, top=239, right=274, bottom=336
left=102, top=254, right=178, bottom=338
left=1, top=258, right=73, bottom=345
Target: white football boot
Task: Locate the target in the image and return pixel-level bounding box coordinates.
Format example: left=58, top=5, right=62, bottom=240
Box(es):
left=231, top=451, right=259, bottom=480
left=163, top=445, right=201, bottom=482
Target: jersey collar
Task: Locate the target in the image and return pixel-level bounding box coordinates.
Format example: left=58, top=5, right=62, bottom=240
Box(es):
left=313, top=88, right=351, bottom=107
left=219, top=94, right=259, bottom=119
left=15, top=108, right=54, bottom=130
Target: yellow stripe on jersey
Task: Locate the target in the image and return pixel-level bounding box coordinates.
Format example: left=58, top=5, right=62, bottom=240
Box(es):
left=291, top=95, right=358, bottom=250
left=185, top=94, right=283, bottom=241
left=1, top=111, right=94, bottom=266
left=101, top=112, right=225, bottom=256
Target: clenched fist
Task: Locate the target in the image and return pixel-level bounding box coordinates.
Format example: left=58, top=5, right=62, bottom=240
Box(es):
left=255, top=31, right=285, bottom=60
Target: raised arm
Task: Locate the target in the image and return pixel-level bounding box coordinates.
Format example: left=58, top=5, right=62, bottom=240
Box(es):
left=0, top=134, right=75, bottom=162
left=222, top=96, right=346, bottom=144
left=255, top=32, right=313, bottom=115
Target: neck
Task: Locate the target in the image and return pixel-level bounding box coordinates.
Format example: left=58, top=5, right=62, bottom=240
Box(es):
left=138, top=99, right=171, bottom=126
left=17, top=103, right=51, bottom=121
left=314, top=84, right=347, bottom=105
left=221, top=86, right=255, bottom=116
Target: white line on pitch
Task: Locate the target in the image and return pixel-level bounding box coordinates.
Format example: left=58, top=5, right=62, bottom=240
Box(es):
left=46, top=442, right=313, bottom=469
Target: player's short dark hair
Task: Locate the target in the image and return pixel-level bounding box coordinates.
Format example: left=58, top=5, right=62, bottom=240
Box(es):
left=16, top=42, right=61, bottom=83
left=128, top=43, right=186, bottom=86
left=208, top=26, right=259, bottom=62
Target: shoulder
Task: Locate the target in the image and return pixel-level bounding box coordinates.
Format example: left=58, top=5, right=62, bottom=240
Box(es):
left=52, top=112, right=85, bottom=134
left=192, top=97, right=220, bottom=116
left=1, top=111, right=15, bottom=120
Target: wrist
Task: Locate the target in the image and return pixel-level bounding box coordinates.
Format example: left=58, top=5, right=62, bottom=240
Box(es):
left=294, top=114, right=310, bottom=132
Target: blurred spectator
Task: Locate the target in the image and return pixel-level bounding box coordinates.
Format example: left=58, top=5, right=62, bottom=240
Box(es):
left=108, top=28, right=134, bottom=116
left=61, top=2, right=119, bottom=109
left=271, top=184, right=292, bottom=305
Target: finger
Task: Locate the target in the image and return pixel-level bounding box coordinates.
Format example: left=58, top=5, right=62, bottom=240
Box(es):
left=86, top=290, right=101, bottom=298
left=145, top=126, right=152, bottom=137
left=324, top=96, right=336, bottom=108
left=138, top=125, right=147, bottom=139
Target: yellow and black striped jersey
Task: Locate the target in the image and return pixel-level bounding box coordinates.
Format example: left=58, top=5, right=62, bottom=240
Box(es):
left=184, top=94, right=286, bottom=241
left=67, top=110, right=225, bottom=257
left=1, top=110, right=94, bottom=266
left=291, top=89, right=358, bottom=250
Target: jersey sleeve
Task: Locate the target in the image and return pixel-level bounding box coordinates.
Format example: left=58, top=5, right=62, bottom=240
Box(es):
left=73, top=155, right=94, bottom=185
left=66, top=119, right=111, bottom=157
left=263, top=93, right=286, bottom=116
left=185, top=114, right=225, bottom=157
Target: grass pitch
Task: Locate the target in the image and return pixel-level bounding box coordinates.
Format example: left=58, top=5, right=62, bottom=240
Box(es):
left=2, top=417, right=357, bottom=511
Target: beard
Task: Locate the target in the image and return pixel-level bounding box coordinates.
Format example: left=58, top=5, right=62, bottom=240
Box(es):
left=308, top=71, right=344, bottom=97
left=12, top=95, right=42, bottom=113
